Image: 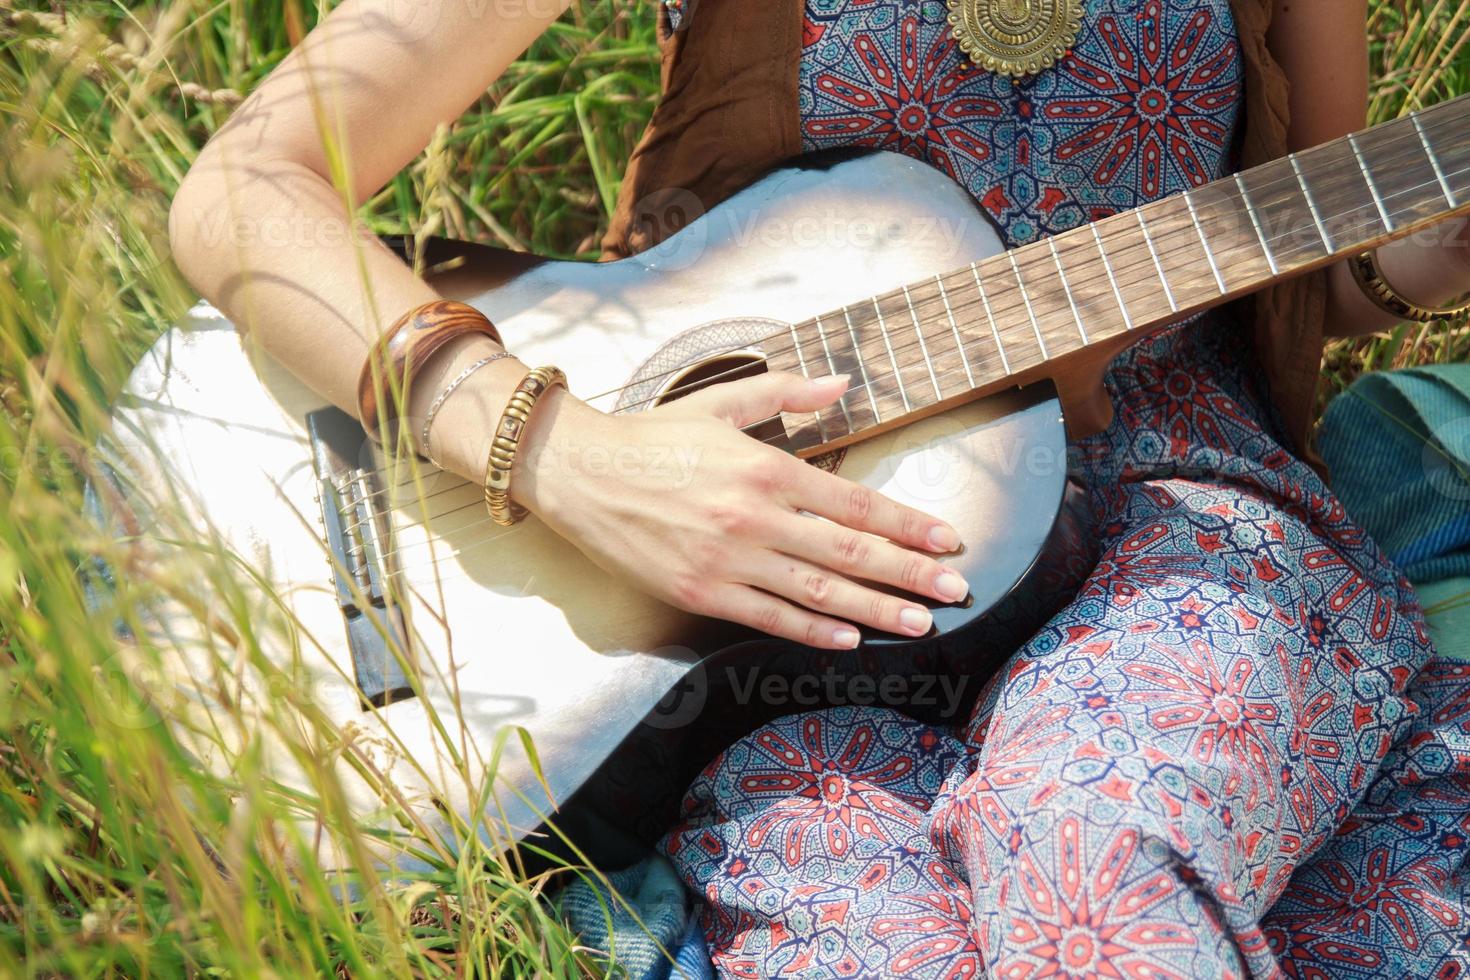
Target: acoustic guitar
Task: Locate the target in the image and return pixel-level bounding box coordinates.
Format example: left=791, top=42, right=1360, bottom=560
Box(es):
left=97, top=94, right=1470, bottom=869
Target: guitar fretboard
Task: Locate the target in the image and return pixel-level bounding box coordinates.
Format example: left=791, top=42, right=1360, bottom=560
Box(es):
left=770, top=94, right=1470, bottom=452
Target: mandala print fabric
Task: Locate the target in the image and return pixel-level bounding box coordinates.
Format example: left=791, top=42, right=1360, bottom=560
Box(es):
left=661, top=1, right=1468, bottom=976
left=800, top=0, right=1241, bottom=246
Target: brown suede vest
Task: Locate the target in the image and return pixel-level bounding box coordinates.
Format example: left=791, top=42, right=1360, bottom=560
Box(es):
left=601, top=0, right=1330, bottom=462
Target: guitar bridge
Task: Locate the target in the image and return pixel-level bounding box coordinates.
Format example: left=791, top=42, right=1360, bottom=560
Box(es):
left=308, top=407, right=415, bottom=708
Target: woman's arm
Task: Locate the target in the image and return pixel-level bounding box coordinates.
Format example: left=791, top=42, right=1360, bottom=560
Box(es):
left=1268, top=0, right=1470, bottom=335
left=168, top=0, right=568, bottom=413
left=168, top=0, right=966, bottom=650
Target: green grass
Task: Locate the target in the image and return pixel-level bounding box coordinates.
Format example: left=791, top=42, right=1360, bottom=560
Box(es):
left=0, top=1, right=1467, bottom=976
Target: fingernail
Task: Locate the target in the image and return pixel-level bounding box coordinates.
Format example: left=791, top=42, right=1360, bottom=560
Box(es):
left=928, top=524, right=960, bottom=552
left=936, top=571, right=969, bottom=602
left=899, top=607, right=932, bottom=635
left=833, top=627, right=860, bottom=649
left=812, top=373, right=850, bottom=388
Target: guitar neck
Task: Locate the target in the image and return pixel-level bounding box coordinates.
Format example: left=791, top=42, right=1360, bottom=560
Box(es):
left=774, top=93, right=1470, bottom=455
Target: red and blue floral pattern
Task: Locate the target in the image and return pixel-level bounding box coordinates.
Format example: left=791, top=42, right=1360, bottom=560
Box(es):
left=660, top=0, right=1461, bottom=976
left=800, top=0, right=1242, bottom=245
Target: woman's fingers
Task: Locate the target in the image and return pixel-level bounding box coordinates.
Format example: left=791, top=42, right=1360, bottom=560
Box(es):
left=745, top=551, right=941, bottom=639
left=680, top=371, right=850, bottom=428
left=772, top=512, right=968, bottom=606
left=704, top=584, right=863, bottom=650
left=789, top=465, right=961, bottom=554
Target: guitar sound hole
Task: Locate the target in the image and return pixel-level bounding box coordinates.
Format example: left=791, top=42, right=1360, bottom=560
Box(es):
left=656, top=354, right=766, bottom=404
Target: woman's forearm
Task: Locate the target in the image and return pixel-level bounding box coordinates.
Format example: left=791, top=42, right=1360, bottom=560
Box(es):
left=169, top=153, right=440, bottom=412
left=168, top=150, right=550, bottom=485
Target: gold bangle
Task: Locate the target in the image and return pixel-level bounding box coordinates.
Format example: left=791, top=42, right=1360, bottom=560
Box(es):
left=1349, top=249, right=1470, bottom=323
left=483, top=366, right=567, bottom=527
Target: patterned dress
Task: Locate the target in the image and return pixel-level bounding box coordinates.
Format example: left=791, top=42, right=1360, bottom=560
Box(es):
left=659, top=1, right=1470, bottom=976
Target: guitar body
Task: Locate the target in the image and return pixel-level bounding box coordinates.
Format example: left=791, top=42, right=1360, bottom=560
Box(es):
left=103, top=152, right=1085, bottom=868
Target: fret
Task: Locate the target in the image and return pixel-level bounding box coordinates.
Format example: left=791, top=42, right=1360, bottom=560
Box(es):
left=1135, top=209, right=1178, bottom=312
left=839, top=305, right=885, bottom=425
left=1185, top=180, right=1276, bottom=290
left=1086, top=211, right=1179, bottom=327
left=1237, top=157, right=1330, bottom=269
left=933, top=274, right=976, bottom=389
left=1007, top=251, right=1050, bottom=359
left=901, top=286, right=944, bottom=401
left=809, top=314, right=855, bottom=432
left=1048, top=237, right=1089, bottom=344
left=1349, top=118, right=1450, bottom=234
left=871, top=293, right=940, bottom=409
left=1142, top=192, right=1225, bottom=311
left=1054, top=226, right=1132, bottom=344
left=971, top=263, right=1013, bottom=375
left=1298, top=137, right=1391, bottom=248
left=1182, top=189, right=1228, bottom=294
left=866, top=298, right=916, bottom=414
left=1234, top=172, right=1281, bottom=275
left=1008, top=243, right=1092, bottom=359
left=1289, top=152, right=1334, bottom=251
left=1090, top=223, right=1134, bottom=331
left=1413, top=111, right=1458, bottom=208
left=785, top=322, right=813, bottom=379
left=1416, top=99, right=1470, bottom=204
left=1347, top=133, right=1393, bottom=233
left=906, top=280, right=977, bottom=399
left=784, top=321, right=827, bottom=441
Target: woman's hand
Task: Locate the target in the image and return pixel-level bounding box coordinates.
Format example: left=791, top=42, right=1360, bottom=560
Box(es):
left=515, top=372, right=969, bottom=650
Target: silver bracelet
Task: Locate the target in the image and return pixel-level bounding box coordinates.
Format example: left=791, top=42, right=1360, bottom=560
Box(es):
left=421, top=352, right=513, bottom=465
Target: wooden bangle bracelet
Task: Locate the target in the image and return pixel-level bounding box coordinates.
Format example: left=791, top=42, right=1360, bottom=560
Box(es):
left=357, top=300, right=504, bottom=452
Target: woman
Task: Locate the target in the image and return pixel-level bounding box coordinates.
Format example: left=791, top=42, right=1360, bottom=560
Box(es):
left=168, top=0, right=1470, bottom=974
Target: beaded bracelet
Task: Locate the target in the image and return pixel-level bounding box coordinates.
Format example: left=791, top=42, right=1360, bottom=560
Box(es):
left=483, top=366, right=567, bottom=526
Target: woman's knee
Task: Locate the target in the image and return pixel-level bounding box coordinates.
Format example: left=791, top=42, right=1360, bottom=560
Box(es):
left=950, top=720, right=1276, bottom=894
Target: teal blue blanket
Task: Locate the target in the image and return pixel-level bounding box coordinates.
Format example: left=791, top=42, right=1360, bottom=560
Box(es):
left=1318, top=364, right=1470, bottom=659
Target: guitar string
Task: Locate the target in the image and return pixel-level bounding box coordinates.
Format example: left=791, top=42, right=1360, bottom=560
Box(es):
left=346, top=129, right=1470, bottom=543
left=355, top=155, right=1470, bottom=576
left=596, top=107, right=1470, bottom=417
left=341, top=120, right=1470, bottom=526
left=477, top=103, right=1470, bottom=423
left=354, top=105, right=1468, bottom=502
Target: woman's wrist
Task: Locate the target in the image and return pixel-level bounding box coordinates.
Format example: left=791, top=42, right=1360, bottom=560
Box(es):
left=1332, top=218, right=1470, bottom=336
left=506, top=385, right=603, bottom=521
left=404, top=331, right=598, bottom=520
left=1373, top=217, right=1470, bottom=309
left=403, top=333, right=524, bottom=477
